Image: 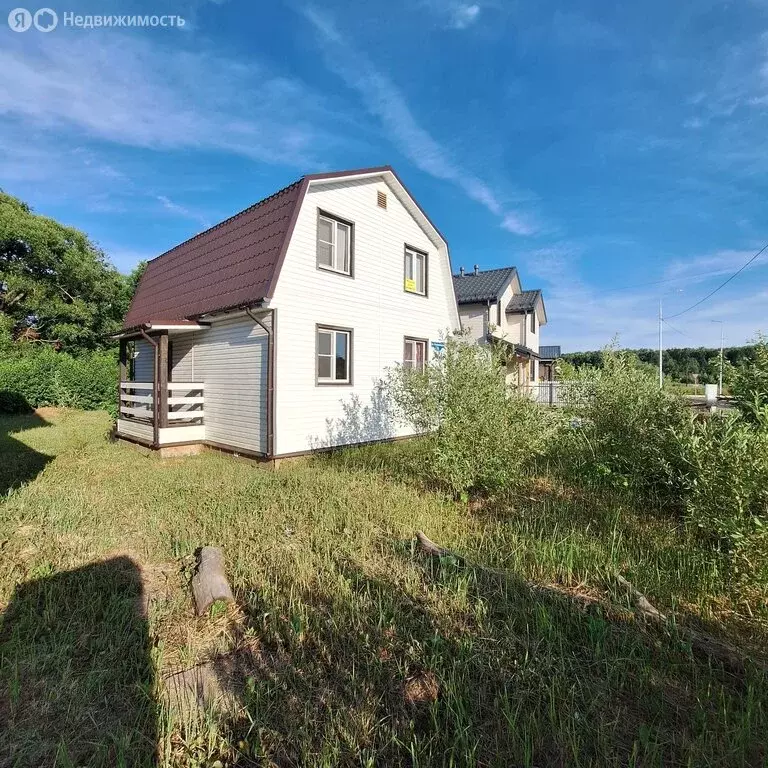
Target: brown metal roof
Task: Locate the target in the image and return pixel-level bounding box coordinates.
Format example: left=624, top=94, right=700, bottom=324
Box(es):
left=123, top=178, right=306, bottom=328
left=123, top=166, right=433, bottom=330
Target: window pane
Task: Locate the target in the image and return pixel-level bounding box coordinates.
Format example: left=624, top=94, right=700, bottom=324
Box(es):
left=318, top=355, right=332, bottom=379
left=318, top=217, right=333, bottom=244
left=405, top=251, right=413, bottom=279
left=335, top=332, right=348, bottom=380
left=404, top=340, right=414, bottom=368
left=336, top=223, right=349, bottom=273
left=317, top=241, right=333, bottom=267
left=416, top=254, right=425, bottom=293
left=415, top=341, right=425, bottom=369
left=318, top=331, right=332, bottom=355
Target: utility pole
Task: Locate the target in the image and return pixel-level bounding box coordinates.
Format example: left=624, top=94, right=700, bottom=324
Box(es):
left=658, top=298, right=663, bottom=388
left=711, top=320, right=724, bottom=396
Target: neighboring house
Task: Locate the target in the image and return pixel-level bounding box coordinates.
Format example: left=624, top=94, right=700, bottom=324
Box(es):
left=538, top=345, right=561, bottom=382
left=116, top=167, right=460, bottom=458
left=452, top=266, right=547, bottom=386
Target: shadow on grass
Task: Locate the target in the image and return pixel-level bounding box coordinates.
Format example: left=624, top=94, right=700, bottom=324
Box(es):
left=0, top=399, right=53, bottom=495
left=0, top=556, right=156, bottom=767
left=201, top=546, right=768, bottom=767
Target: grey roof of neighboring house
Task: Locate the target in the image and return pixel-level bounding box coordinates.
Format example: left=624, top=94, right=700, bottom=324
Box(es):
left=539, top=345, right=561, bottom=360
left=506, top=289, right=542, bottom=313
left=452, top=266, right=517, bottom=304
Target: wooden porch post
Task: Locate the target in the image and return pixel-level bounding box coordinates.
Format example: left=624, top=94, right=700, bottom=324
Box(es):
left=157, top=332, right=169, bottom=431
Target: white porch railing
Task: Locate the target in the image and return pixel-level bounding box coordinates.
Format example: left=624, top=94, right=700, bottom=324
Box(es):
left=119, top=382, right=205, bottom=423
left=527, top=381, right=577, bottom=406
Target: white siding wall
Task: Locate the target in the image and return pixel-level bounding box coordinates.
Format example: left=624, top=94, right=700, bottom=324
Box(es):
left=170, top=334, right=195, bottom=381
left=191, top=314, right=269, bottom=454
left=458, top=303, right=488, bottom=344
left=271, top=176, right=458, bottom=455
left=132, top=339, right=154, bottom=382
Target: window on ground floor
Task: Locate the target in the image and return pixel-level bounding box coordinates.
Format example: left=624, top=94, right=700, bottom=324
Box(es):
left=317, top=326, right=352, bottom=384
left=404, top=337, right=427, bottom=372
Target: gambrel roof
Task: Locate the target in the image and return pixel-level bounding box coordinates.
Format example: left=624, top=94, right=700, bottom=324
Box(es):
left=123, top=166, right=448, bottom=330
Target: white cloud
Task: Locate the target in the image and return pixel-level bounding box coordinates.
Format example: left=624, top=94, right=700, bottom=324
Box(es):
left=0, top=34, right=345, bottom=169
left=449, top=4, right=480, bottom=30
left=301, top=6, right=538, bottom=235
left=501, top=212, right=538, bottom=236
left=156, top=195, right=212, bottom=230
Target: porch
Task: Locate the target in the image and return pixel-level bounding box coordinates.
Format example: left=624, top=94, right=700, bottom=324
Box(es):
left=117, top=381, right=205, bottom=445
left=115, top=325, right=208, bottom=448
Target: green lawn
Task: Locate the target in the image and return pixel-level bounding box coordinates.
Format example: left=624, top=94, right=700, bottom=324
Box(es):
left=0, top=409, right=766, bottom=767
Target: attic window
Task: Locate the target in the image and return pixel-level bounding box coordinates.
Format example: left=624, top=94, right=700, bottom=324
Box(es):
left=377, top=190, right=387, bottom=209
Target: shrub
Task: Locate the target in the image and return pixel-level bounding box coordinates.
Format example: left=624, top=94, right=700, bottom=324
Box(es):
left=555, top=347, right=693, bottom=503
left=0, top=346, right=117, bottom=416
left=731, top=333, right=768, bottom=426
left=679, top=414, right=768, bottom=581
left=387, top=333, right=556, bottom=495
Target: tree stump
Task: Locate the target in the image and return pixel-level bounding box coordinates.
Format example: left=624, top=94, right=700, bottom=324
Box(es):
left=191, top=546, right=234, bottom=616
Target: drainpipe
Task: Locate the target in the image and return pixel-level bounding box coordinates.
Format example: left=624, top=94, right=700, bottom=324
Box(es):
left=245, top=307, right=275, bottom=458
left=139, top=328, right=160, bottom=448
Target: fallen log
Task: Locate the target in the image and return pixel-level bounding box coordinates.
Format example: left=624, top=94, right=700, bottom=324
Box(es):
left=191, top=546, right=234, bottom=616
left=413, top=530, right=763, bottom=673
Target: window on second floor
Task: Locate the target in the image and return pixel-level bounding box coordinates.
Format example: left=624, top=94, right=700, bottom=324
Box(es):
left=317, top=212, right=352, bottom=275
left=404, top=337, right=427, bottom=372
left=404, top=246, right=427, bottom=295
left=530, top=311, right=536, bottom=333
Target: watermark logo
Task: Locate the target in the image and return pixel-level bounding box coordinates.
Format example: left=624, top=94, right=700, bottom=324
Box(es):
left=7, top=7, right=183, bottom=30
left=34, top=7, right=58, bottom=31
left=8, top=7, right=58, bottom=30
left=8, top=8, right=32, bottom=31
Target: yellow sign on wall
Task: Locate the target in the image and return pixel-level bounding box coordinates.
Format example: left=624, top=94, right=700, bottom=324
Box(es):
left=404, top=278, right=417, bottom=292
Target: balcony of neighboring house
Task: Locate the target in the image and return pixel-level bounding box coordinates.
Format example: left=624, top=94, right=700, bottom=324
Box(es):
left=114, top=323, right=207, bottom=448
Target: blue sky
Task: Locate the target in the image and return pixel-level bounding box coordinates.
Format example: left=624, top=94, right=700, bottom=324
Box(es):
left=1, top=0, right=767, bottom=351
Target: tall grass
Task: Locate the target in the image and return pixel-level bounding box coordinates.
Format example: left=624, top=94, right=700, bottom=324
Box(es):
left=1, top=410, right=767, bottom=766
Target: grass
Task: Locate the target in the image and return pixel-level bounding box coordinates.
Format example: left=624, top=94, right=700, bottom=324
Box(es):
left=0, top=409, right=767, bottom=766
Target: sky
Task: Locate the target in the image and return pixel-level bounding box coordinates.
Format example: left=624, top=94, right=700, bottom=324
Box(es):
left=1, top=0, right=767, bottom=352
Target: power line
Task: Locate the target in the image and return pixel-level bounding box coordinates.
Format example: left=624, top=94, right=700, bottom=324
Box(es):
left=662, top=317, right=695, bottom=341
left=666, top=241, right=768, bottom=319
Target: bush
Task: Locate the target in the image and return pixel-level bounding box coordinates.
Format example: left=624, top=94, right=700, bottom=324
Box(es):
left=731, top=333, right=768, bottom=426
left=0, top=346, right=117, bottom=417
left=555, top=347, right=693, bottom=503
left=679, top=414, right=768, bottom=581
left=387, top=333, right=556, bottom=495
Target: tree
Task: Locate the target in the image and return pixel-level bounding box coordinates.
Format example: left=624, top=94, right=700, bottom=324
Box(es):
left=0, top=191, right=135, bottom=352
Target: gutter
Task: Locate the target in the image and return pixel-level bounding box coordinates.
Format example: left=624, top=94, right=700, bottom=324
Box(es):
left=245, top=306, right=275, bottom=458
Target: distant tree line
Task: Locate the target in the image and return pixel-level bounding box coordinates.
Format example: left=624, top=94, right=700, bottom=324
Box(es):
left=562, top=345, right=758, bottom=385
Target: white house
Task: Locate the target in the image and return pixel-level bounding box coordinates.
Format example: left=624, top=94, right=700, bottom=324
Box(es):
left=452, top=266, right=547, bottom=386
left=115, top=167, right=460, bottom=458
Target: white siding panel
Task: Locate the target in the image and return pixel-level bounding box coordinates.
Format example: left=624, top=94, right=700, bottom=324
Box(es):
left=171, top=334, right=195, bottom=381
left=117, top=419, right=152, bottom=441
left=192, top=314, right=268, bottom=454
left=271, top=176, right=459, bottom=455
left=132, top=339, right=154, bottom=382
left=458, top=303, right=488, bottom=344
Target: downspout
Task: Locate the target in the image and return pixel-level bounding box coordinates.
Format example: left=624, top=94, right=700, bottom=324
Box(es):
left=139, top=328, right=160, bottom=448
left=245, top=307, right=275, bottom=458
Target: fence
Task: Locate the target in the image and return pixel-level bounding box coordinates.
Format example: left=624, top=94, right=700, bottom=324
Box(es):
left=527, top=381, right=578, bottom=406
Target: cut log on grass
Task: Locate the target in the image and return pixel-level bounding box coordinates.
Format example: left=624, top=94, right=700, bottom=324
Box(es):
left=615, top=574, right=667, bottom=621
left=414, top=531, right=764, bottom=673
left=191, top=546, right=234, bottom=616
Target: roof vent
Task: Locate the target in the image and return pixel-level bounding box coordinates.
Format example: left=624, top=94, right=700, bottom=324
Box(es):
left=473, top=264, right=479, bottom=275
left=459, top=266, right=465, bottom=276
left=377, top=190, right=387, bottom=209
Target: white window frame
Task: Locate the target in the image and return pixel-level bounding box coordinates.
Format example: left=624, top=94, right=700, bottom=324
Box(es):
left=404, top=337, right=427, bottom=372
left=316, top=326, right=352, bottom=384
left=317, top=212, right=352, bottom=276
left=404, top=247, right=427, bottom=296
